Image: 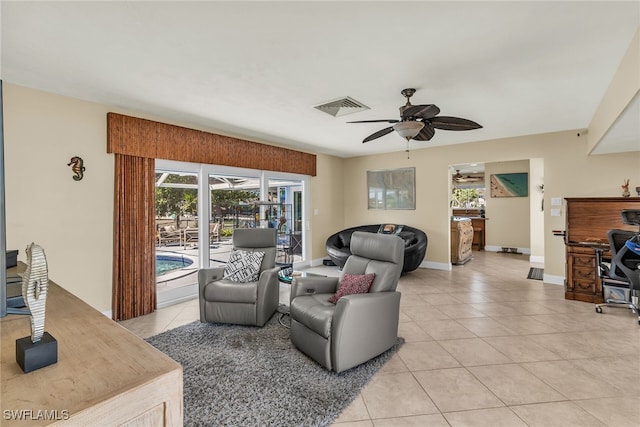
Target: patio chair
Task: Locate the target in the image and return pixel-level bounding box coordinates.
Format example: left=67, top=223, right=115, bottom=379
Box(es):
left=183, top=222, right=222, bottom=248
left=183, top=227, right=198, bottom=247
left=157, top=225, right=183, bottom=247
left=210, top=222, right=221, bottom=242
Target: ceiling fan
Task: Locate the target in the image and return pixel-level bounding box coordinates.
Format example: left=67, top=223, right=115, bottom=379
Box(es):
left=348, top=88, right=482, bottom=143
left=453, top=170, right=483, bottom=183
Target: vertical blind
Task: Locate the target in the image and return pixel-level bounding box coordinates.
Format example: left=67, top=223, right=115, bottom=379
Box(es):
left=112, top=154, right=156, bottom=321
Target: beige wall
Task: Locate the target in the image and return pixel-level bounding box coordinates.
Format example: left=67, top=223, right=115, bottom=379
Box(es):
left=309, top=153, right=344, bottom=262
left=5, top=84, right=115, bottom=311
left=484, top=159, right=531, bottom=250
left=342, top=150, right=454, bottom=269
left=4, top=83, right=346, bottom=312
left=529, top=158, right=545, bottom=262
left=342, top=132, right=640, bottom=278
left=5, top=83, right=639, bottom=312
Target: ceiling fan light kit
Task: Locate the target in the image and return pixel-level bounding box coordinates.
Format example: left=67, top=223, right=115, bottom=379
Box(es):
left=348, top=88, right=482, bottom=152
left=393, top=121, right=424, bottom=140
left=453, top=169, right=483, bottom=183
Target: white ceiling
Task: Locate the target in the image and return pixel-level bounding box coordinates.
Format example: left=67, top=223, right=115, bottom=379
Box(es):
left=2, top=1, right=639, bottom=158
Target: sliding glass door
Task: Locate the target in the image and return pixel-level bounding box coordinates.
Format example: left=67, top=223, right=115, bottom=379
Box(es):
left=155, top=161, right=309, bottom=307
left=268, top=177, right=305, bottom=265
left=155, top=165, right=200, bottom=308
left=207, top=172, right=260, bottom=267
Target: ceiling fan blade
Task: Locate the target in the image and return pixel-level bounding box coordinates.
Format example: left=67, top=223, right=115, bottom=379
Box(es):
left=430, top=116, right=482, bottom=131
left=363, top=126, right=394, bottom=143
left=412, top=123, right=435, bottom=141
left=456, top=175, right=482, bottom=182
left=401, top=104, right=440, bottom=119
left=347, top=119, right=399, bottom=124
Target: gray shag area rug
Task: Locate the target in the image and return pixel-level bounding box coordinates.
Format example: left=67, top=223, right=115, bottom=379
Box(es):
left=146, top=315, right=403, bottom=427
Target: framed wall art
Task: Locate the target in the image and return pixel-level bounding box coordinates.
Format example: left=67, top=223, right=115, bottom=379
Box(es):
left=367, top=167, right=415, bottom=210
left=490, top=173, right=528, bottom=197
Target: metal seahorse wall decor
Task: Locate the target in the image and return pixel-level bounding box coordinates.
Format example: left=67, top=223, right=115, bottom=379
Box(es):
left=67, top=156, right=85, bottom=181
left=21, top=243, right=49, bottom=343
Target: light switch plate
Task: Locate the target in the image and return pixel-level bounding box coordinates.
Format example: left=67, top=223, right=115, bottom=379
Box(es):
left=551, top=208, right=561, bottom=217
left=551, top=197, right=562, bottom=206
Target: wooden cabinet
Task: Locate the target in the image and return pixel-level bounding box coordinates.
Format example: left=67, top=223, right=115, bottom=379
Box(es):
left=452, top=209, right=486, bottom=250
left=451, top=218, right=474, bottom=265
left=564, top=197, right=640, bottom=303
left=566, top=245, right=602, bottom=299
left=1, top=264, right=183, bottom=426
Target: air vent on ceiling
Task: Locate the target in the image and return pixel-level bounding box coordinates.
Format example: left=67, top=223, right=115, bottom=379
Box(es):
left=314, top=96, right=369, bottom=117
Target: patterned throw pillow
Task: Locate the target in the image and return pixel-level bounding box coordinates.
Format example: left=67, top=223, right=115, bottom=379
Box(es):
left=224, top=250, right=265, bottom=283
left=328, top=273, right=376, bottom=304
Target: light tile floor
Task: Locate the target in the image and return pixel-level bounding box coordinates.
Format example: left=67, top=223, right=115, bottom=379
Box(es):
left=119, top=251, right=640, bottom=427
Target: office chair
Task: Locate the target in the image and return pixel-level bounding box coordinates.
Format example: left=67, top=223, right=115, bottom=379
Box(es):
left=595, top=210, right=640, bottom=324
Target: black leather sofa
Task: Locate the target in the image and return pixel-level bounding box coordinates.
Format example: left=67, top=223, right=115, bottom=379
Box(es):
left=325, top=224, right=428, bottom=273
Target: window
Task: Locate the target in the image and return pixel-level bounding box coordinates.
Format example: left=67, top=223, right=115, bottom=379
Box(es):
left=451, top=187, right=485, bottom=209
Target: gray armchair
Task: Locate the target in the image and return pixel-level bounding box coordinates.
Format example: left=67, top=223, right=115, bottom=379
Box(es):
left=290, top=231, right=404, bottom=372
left=198, top=228, right=279, bottom=326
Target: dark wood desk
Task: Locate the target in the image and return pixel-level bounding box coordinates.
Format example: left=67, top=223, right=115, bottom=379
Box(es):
left=564, top=197, right=640, bottom=303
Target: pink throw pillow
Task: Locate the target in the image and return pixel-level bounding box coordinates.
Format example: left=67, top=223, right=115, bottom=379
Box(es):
left=328, top=273, right=376, bottom=304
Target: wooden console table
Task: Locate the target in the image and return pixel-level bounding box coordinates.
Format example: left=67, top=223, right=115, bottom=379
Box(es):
left=0, top=265, right=183, bottom=426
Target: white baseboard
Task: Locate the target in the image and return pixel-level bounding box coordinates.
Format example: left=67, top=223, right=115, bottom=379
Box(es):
left=543, top=274, right=564, bottom=286
left=311, top=257, right=329, bottom=267
left=102, top=309, right=113, bottom=319
left=293, top=261, right=312, bottom=270
left=420, top=260, right=451, bottom=271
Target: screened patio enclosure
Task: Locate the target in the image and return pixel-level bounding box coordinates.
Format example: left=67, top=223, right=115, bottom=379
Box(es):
left=155, top=161, right=308, bottom=307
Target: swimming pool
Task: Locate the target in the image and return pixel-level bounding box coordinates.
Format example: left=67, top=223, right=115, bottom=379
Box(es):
left=156, top=254, right=194, bottom=276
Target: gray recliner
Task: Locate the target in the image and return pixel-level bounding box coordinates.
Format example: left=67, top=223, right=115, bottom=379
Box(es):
left=198, top=228, right=279, bottom=326
left=290, top=231, right=404, bottom=372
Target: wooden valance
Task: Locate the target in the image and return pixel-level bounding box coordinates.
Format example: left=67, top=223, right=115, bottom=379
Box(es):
left=107, top=112, right=317, bottom=176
